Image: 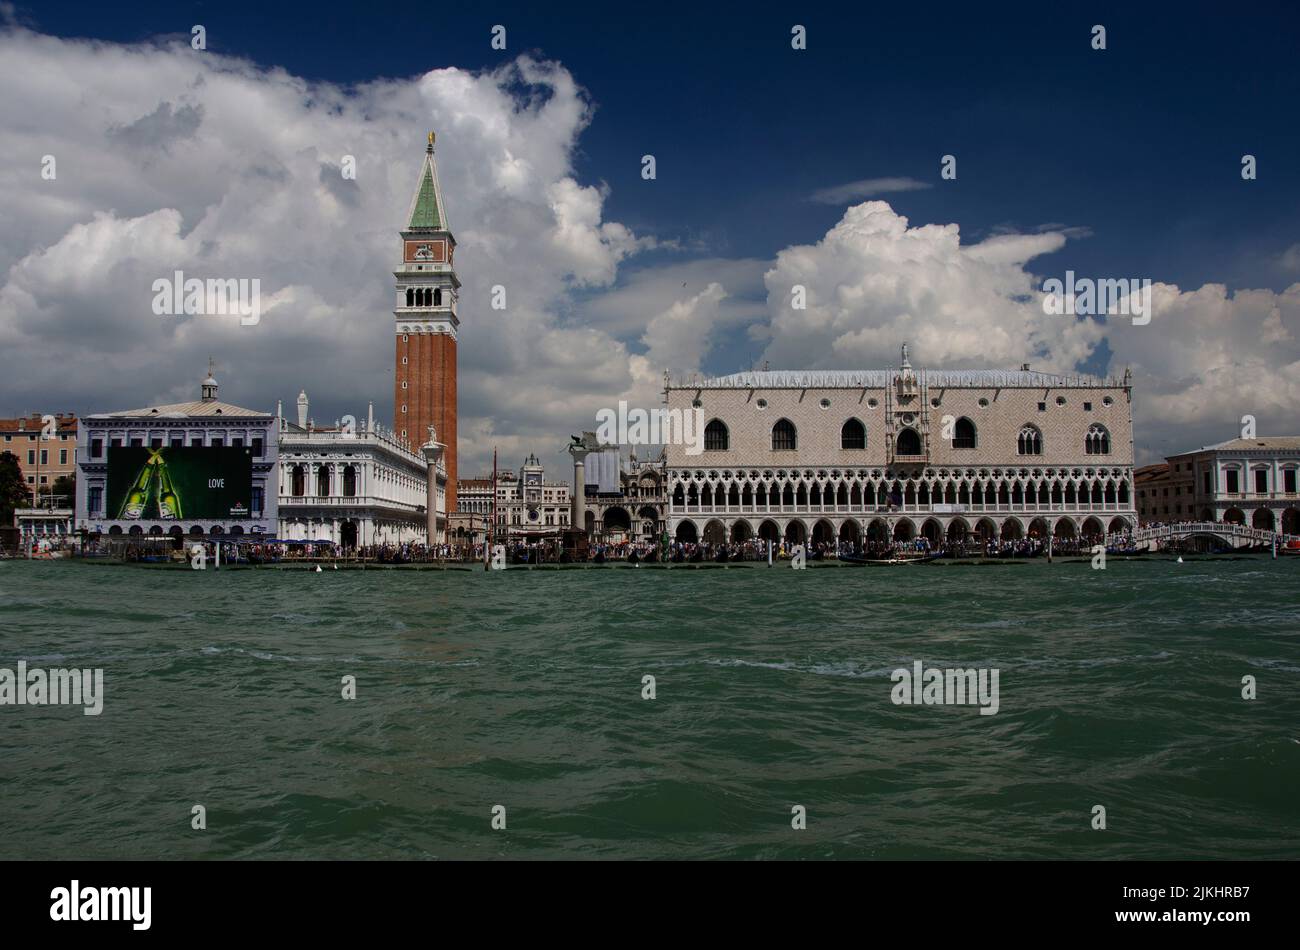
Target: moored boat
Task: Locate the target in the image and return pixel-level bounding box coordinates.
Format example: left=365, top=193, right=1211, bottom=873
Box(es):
left=838, top=551, right=941, bottom=565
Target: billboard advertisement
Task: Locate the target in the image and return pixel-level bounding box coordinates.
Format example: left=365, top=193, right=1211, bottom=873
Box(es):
left=107, top=446, right=253, bottom=521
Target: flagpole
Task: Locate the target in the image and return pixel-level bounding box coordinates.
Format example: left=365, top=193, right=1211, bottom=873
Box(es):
left=487, top=447, right=497, bottom=568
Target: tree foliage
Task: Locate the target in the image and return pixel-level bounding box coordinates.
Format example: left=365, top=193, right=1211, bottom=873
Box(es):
left=0, top=451, right=31, bottom=522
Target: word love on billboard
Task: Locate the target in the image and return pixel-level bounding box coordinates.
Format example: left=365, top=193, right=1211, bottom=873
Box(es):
left=106, top=446, right=253, bottom=521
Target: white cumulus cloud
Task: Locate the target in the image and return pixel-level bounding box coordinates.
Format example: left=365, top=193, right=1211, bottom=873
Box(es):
left=0, top=27, right=674, bottom=475
left=1, top=23, right=1294, bottom=477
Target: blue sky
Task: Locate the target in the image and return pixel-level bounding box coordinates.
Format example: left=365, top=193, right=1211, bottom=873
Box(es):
left=2, top=1, right=1299, bottom=467
left=34, top=0, right=1300, bottom=293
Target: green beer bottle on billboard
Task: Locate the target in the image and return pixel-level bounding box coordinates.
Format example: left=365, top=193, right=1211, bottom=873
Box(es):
left=109, top=445, right=251, bottom=521
left=157, top=454, right=183, bottom=520
left=117, top=450, right=162, bottom=519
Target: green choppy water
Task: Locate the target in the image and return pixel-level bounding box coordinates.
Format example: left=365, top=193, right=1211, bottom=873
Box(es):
left=1, top=557, right=1297, bottom=860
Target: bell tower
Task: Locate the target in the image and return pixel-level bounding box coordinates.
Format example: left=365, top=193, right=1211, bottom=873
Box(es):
left=395, top=132, right=460, bottom=510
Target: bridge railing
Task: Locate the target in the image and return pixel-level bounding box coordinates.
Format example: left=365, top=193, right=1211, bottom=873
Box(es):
left=1130, top=521, right=1298, bottom=544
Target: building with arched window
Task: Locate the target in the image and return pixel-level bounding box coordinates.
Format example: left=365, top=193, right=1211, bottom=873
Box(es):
left=394, top=134, right=461, bottom=510
left=575, top=448, right=667, bottom=544
left=1085, top=423, right=1111, bottom=455
left=704, top=418, right=729, bottom=451
left=1137, top=437, right=1300, bottom=534
left=276, top=390, right=444, bottom=547
left=449, top=453, right=572, bottom=546
left=1018, top=425, right=1043, bottom=456
left=661, top=344, right=1138, bottom=545
left=75, top=366, right=278, bottom=542
left=840, top=418, right=866, bottom=450
left=771, top=418, right=797, bottom=451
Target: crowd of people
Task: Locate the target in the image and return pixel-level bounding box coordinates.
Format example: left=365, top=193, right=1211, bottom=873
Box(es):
left=47, top=528, right=1137, bottom=565
left=652, top=532, right=1135, bottom=563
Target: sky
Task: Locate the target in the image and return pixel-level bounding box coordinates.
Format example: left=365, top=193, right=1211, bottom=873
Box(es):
left=1, top=0, right=1298, bottom=474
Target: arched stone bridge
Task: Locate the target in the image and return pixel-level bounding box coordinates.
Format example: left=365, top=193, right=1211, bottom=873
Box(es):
left=1130, top=521, right=1299, bottom=549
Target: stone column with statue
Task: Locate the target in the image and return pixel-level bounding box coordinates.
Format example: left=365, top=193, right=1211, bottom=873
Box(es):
left=568, top=432, right=599, bottom=534
left=420, top=424, right=445, bottom=546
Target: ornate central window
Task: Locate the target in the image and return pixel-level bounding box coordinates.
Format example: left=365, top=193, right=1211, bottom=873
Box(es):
left=1085, top=423, right=1111, bottom=455
left=1017, top=425, right=1043, bottom=455
left=896, top=427, right=922, bottom=455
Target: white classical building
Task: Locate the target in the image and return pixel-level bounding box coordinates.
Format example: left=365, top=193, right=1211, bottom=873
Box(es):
left=663, top=346, right=1138, bottom=548
left=75, top=367, right=278, bottom=540
left=1164, top=437, right=1300, bottom=535
left=276, top=391, right=446, bottom=547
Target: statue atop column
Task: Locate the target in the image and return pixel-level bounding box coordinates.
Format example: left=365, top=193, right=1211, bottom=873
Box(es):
left=568, top=431, right=599, bottom=460
left=568, top=432, right=601, bottom=537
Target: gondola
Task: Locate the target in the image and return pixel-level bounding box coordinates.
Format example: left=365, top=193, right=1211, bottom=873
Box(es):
left=838, top=551, right=941, bottom=565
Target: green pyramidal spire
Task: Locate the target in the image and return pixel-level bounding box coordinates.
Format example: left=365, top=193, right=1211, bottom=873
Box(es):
left=405, top=133, right=448, bottom=232
left=409, top=165, right=440, bottom=229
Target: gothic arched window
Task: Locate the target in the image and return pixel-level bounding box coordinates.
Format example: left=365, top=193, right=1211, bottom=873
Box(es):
left=1017, top=425, right=1043, bottom=455
left=896, top=428, right=922, bottom=455
left=841, top=418, right=866, bottom=450
left=772, top=418, right=797, bottom=451
left=1086, top=423, right=1111, bottom=455
left=704, top=419, right=729, bottom=451
left=953, top=417, right=977, bottom=449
